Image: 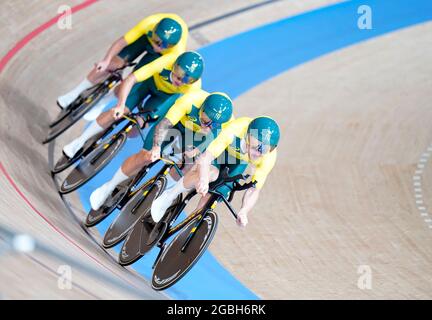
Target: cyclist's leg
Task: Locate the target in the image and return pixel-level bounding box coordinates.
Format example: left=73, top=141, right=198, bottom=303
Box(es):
left=89, top=80, right=178, bottom=210
left=58, top=34, right=158, bottom=108
left=159, top=127, right=220, bottom=192
left=180, top=127, right=216, bottom=174
left=63, top=78, right=151, bottom=159
left=150, top=149, right=221, bottom=222
left=87, top=78, right=152, bottom=158
left=189, top=152, right=247, bottom=211
left=57, top=55, right=124, bottom=109
left=87, top=34, right=158, bottom=87
left=119, top=90, right=182, bottom=179
left=86, top=38, right=148, bottom=85
left=118, top=87, right=182, bottom=173
left=84, top=50, right=162, bottom=121
left=88, top=115, right=173, bottom=211
left=142, top=80, right=182, bottom=118
left=119, top=115, right=166, bottom=179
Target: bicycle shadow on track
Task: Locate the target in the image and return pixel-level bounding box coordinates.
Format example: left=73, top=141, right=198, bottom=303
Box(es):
left=0, top=82, right=51, bottom=144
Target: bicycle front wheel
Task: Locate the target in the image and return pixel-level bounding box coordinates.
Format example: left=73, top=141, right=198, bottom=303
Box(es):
left=59, top=132, right=127, bottom=194
left=44, top=88, right=108, bottom=144
left=85, top=179, right=131, bottom=227
left=151, top=210, right=218, bottom=291
left=52, top=129, right=107, bottom=174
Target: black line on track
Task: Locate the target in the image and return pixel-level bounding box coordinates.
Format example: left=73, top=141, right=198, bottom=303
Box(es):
left=189, top=0, right=280, bottom=30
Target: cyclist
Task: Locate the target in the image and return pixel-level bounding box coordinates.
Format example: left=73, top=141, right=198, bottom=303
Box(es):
left=61, top=51, right=204, bottom=160
left=57, top=13, right=187, bottom=116
left=89, top=89, right=234, bottom=211
left=151, top=117, right=280, bottom=227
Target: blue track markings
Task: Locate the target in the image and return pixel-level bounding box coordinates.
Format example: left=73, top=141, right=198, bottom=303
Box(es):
left=77, top=0, right=432, bottom=299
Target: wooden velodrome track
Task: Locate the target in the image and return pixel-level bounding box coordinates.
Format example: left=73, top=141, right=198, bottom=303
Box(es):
left=1, top=0, right=431, bottom=299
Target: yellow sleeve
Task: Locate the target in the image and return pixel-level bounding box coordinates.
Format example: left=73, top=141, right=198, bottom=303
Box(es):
left=165, top=95, right=193, bottom=125
left=166, top=89, right=208, bottom=125
left=206, top=122, right=236, bottom=158
left=187, top=78, right=202, bottom=92
left=252, top=149, right=277, bottom=189
left=133, top=52, right=178, bottom=82
left=124, top=14, right=161, bottom=45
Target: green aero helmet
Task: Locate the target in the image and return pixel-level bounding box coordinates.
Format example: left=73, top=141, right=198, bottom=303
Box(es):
left=247, top=117, right=280, bottom=148
left=154, top=18, right=182, bottom=48
left=174, top=51, right=204, bottom=84
left=201, top=93, right=233, bottom=125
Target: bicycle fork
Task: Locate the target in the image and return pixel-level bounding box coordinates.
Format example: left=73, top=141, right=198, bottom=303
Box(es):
left=89, top=121, right=134, bottom=165
left=131, top=163, right=171, bottom=215
left=180, top=197, right=219, bottom=253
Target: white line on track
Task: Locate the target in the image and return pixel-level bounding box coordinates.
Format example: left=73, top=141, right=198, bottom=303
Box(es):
left=413, top=143, right=432, bottom=229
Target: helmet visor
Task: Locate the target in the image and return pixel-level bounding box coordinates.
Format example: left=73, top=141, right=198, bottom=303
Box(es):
left=199, top=109, right=219, bottom=129
left=151, top=32, right=173, bottom=50
left=172, top=64, right=198, bottom=85
left=246, top=134, right=272, bottom=155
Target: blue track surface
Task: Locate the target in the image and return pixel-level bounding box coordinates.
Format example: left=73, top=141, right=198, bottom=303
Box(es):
left=78, top=0, right=432, bottom=300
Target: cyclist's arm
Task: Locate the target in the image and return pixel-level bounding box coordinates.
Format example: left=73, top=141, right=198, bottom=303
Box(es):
left=197, top=130, right=233, bottom=184
left=251, top=149, right=277, bottom=190
left=237, top=150, right=277, bottom=217
left=123, top=14, right=159, bottom=44
left=116, top=73, right=137, bottom=109
left=103, top=14, right=158, bottom=64
left=239, top=187, right=260, bottom=215
left=153, top=92, right=198, bottom=148
left=102, top=37, right=128, bottom=64
left=133, top=52, right=177, bottom=82
left=153, top=119, right=173, bottom=149
left=116, top=52, right=178, bottom=110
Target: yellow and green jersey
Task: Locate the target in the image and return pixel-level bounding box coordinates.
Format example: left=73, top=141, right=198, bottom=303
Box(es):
left=206, top=117, right=278, bottom=189
left=125, top=13, right=189, bottom=85
left=165, top=89, right=234, bottom=133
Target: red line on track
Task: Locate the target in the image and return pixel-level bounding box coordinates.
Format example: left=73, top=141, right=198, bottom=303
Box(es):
left=0, top=0, right=99, bottom=74
left=0, top=0, right=142, bottom=291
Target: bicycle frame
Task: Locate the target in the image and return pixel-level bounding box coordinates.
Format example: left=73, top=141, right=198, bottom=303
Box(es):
left=126, top=157, right=183, bottom=214
left=158, top=173, right=255, bottom=254
left=88, top=112, right=150, bottom=165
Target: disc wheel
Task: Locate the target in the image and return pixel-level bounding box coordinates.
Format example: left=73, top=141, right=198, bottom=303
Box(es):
left=59, top=132, right=127, bottom=194
left=43, top=87, right=108, bottom=144
left=152, top=210, right=218, bottom=290
left=49, top=104, right=74, bottom=128
left=118, top=194, right=182, bottom=266
left=84, top=180, right=131, bottom=227
left=51, top=130, right=107, bottom=174
left=102, top=176, right=166, bottom=249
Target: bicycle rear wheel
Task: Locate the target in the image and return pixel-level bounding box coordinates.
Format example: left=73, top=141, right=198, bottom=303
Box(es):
left=102, top=176, right=166, bottom=249
left=118, top=194, right=182, bottom=266
left=59, top=132, right=127, bottom=194
left=151, top=210, right=218, bottom=290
